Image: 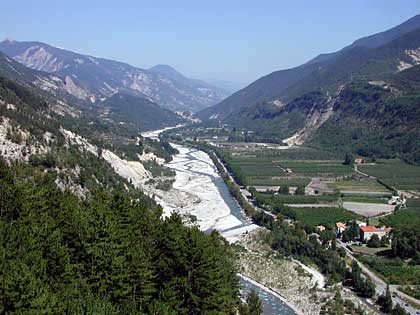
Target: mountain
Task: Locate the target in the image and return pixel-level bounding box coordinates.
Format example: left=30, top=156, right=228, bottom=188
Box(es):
left=198, top=14, right=420, bottom=122
left=0, top=51, right=183, bottom=132
left=0, top=64, right=239, bottom=315
left=100, top=93, right=184, bottom=132
left=197, top=14, right=420, bottom=163
left=149, top=64, right=189, bottom=83
left=149, top=64, right=230, bottom=96
left=308, top=13, right=420, bottom=65
left=0, top=40, right=228, bottom=112
left=0, top=50, right=184, bottom=192
left=308, top=65, right=420, bottom=164
left=197, top=61, right=322, bottom=121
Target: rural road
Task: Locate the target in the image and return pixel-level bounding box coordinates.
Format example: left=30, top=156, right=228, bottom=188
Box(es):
left=212, top=151, right=277, bottom=219
left=354, top=164, right=376, bottom=179
left=213, top=148, right=420, bottom=314
left=338, top=240, right=420, bottom=315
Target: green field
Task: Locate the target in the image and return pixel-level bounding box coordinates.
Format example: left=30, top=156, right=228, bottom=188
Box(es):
left=247, top=177, right=311, bottom=187
left=258, top=193, right=338, bottom=205
left=223, top=152, right=353, bottom=187
left=234, top=160, right=285, bottom=177
left=292, top=207, right=362, bottom=227
left=254, top=146, right=342, bottom=160
left=359, top=159, right=420, bottom=191
left=328, top=178, right=390, bottom=193
left=380, top=205, right=420, bottom=227
left=279, top=161, right=353, bottom=177
left=351, top=245, right=390, bottom=255
left=357, top=255, right=420, bottom=285
left=407, top=198, right=420, bottom=208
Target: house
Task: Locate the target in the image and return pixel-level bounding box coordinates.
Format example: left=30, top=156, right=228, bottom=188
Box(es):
left=354, top=157, right=365, bottom=164
left=255, top=186, right=280, bottom=193
left=288, top=187, right=298, bottom=195
left=317, top=225, right=326, bottom=232
left=335, top=222, right=346, bottom=234
left=360, top=226, right=392, bottom=241
left=388, top=195, right=406, bottom=206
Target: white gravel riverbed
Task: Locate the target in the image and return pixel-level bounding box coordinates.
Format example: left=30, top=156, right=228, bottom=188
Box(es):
left=154, top=143, right=259, bottom=238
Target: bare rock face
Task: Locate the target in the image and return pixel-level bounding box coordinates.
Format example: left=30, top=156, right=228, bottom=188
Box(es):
left=0, top=40, right=229, bottom=112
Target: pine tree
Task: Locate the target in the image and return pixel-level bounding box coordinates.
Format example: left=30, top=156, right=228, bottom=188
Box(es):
left=246, top=289, right=262, bottom=315
left=379, top=286, right=393, bottom=314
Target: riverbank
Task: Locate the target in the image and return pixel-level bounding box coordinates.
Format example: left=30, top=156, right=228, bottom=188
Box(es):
left=236, top=229, right=322, bottom=315
left=239, top=274, right=301, bottom=315
left=152, top=143, right=260, bottom=235
left=236, top=228, right=384, bottom=315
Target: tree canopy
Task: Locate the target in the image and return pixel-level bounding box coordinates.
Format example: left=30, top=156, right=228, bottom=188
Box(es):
left=0, top=159, right=240, bottom=314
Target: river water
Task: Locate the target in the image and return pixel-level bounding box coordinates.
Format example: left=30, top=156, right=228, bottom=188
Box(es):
left=142, top=129, right=297, bottom=315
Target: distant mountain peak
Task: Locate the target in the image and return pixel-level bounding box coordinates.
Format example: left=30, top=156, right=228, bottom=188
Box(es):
left=149, top=64, right=187, bottom=81
left=2, top=38, right=16, bottom=44
left=0, top=40, right=230, bottom=112
left=149, top=63, right=231, bottom=95
left=150, top=64, right=181, bottom=72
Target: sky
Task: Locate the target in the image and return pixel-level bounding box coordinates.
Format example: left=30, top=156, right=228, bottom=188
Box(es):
left=1, top=1, right=419, bottom=84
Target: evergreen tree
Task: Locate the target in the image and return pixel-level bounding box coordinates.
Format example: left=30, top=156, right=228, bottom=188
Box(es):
left=0, top=161, right=241, bottom=314
left=344, top=153, right=354, bottom=165
left=246, top=289, right=262, bottom=315
left=392, top=303, right=408, bottom=315
left=367, top=234, right=381, bottom=248
left=279, top=185, right=289, bottom=194
left=378, top=286, right=393, bottom=314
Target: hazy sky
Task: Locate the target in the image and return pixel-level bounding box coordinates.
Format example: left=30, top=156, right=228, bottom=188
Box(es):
left=1, top=1, right=419, bottom=83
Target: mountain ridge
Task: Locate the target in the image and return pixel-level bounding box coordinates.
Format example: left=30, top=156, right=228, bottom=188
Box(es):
left=0, top=40, right=229, bottom=112
left=307, top=13, right=420, bottom=65
left=196, top=14, right=420, bottom=163
left=198, top=14, right=420, bottom=122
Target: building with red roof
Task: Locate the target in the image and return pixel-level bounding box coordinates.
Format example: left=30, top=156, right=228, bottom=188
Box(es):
left=335, top=222, right=347, bottom=234
left=360, top=226, right=392, bottom=241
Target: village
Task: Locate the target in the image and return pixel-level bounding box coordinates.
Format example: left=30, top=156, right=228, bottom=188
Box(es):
left=162, top=126, right=420, bottom=314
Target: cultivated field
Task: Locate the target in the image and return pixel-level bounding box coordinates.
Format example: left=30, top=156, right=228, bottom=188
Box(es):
left=221, top=146, right=353, bottom=188
left=358, top=159, right=420, bottom=192
left=258, top=193, right=337, bottom=205
left=291, top=207, right=362, bottom=227
left=278, top=161, right=353, bottom=177
left=380, top=201, right=420, bottom=227
left=248, top=177, right=311, bottom=187
left=357, top=255, right=420, bottom=285
left=328, top=178, right=390, bottom=194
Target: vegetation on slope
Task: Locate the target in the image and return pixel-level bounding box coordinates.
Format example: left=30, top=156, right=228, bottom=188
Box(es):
left=0, top=159, right=240, bottom=314
left=100, top=93, right=184, bottom=132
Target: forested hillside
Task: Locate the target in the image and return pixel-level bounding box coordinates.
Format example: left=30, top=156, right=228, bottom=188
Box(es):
left=198, top=14, right=420, bottom=122
left=100, top=93, right=184, bottom=132
left=197, top=20, right=420, bottom=164
left=309, top=65, right=420, bottom=164
left=0, top=160, right=240, bottom=314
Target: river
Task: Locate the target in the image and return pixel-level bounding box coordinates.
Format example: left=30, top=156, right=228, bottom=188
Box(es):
left=142, top=128, right=298, bottom=315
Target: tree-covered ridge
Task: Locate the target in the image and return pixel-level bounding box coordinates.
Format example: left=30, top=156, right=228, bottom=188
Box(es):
left=0, top=159, right=240, bottom=314
left=0, top=48, right=179, bottom=165
left=197, top=20, right=420, bottom=165
left=100, top=93, right=184, bottom=133
left=200, top=62, right=420, bottom=165
left=310, top=65, right=420, bottom=164
left=0, top=71, right=178, bottom=196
